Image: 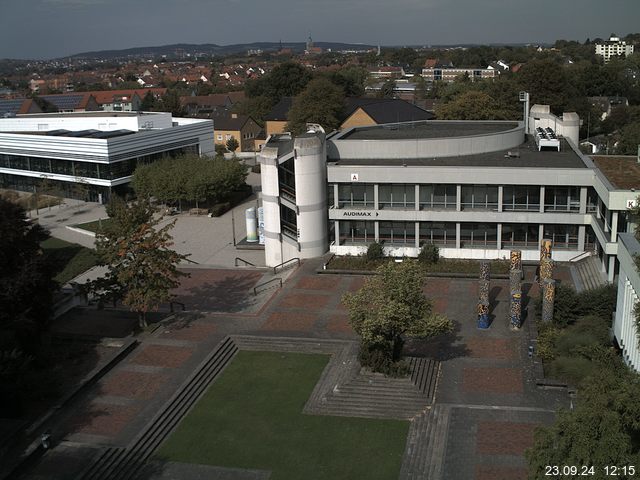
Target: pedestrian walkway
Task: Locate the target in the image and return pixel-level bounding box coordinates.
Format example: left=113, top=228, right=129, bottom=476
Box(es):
left=11, top=259, right=572, bottom=480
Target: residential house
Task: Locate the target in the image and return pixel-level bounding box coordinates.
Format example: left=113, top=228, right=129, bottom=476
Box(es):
left=265, top=97, right=293, bottom=136
left=213, top=112, right=262, bottom=152
left=37, top=93, right=100, bottom=112
left=341, top=98, right=434, bottom=130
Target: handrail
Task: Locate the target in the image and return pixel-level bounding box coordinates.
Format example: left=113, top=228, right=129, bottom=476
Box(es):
left=183, top=257, right=199, bottom=265
left=272, top=257, right=300, bottom=274
left=568, top=250, right=594, bottom=262
left=235, top=257, right=256, bottom=267
left=253, top=277, right=282, bottom=296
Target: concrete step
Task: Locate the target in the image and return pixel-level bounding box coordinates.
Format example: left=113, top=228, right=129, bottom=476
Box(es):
left=425, top=404, right=451, bottom=480
left=79, top=336, right=239, bottom=480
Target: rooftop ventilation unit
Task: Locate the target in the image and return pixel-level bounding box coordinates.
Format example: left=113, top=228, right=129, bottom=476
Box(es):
left=534, top=127, right=560, bottom=151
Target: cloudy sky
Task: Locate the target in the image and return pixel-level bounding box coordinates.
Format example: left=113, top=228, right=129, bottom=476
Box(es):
left=1, top=0, right=639, bottom=59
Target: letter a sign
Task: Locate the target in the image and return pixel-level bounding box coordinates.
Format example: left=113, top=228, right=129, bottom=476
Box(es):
left=351, top=173, right=359, bottom=181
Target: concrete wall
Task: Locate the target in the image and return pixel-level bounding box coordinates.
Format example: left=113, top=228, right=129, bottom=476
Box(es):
left=294, top=133, right=328, bottom=259
left=329, top=122, right=524, bottom=160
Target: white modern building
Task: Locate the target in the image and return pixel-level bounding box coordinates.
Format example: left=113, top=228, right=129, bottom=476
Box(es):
left=595, top=35, right=635, bottom=63
left=614, top=233, right=640, bottom=372
left=0, top=111, right=214, bottom=202
left=258, top=106, right=639, bottom=282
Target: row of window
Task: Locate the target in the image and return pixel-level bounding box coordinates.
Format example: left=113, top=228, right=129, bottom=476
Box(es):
left=337, top=220, right=594, bottom=250
left=330, top=184, right=598, bottom=212
left=0, top=146, right=198, bottom=181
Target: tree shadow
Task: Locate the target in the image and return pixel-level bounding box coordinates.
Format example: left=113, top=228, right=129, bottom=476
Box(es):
left=404, top=320, right=470, bottom=361
left=172, top=272, right=263, bottom=313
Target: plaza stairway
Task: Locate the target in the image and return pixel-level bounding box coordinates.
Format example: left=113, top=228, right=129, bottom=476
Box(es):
left=571, top=254, right=607, bottom=292
left=311, top=356, right=439, bottom=420
left=76, top=337, right=239, bottom=480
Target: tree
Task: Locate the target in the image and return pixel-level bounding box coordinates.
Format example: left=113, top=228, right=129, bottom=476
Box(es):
left=615, top=122, right=640, bottom=155
left=226, top=136, right=239, bottom=152
left=139, top=91, right=159, bottom=111
left=0, top=198, right=55, bottom=353
left=245, top=61, right=312, bottom=104
left=436, top=91, right=510, bottom=120
left=527, top=368, right=640, bottom=479
left=378, top=78, right=396, bottom=99
left=342, top=262, right=452, bottom=374
left=92, top=197, right=188, bottom=329
left=285, top=78, right=345, bottom=134
left=158, top=89, right=185, bottom=117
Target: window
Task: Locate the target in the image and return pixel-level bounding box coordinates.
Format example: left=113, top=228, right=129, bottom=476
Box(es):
left=339, top=221, right=374, bottom=245
left=544, top=186, right=580, bottom=212
left=460, top=223, right=498, bottom=248
left=280, top=205, right=297, bottom=240
left=378, top=184, right=415, bottom=209
left=225, top=134, right=232, bottom=141
left=503, top=185, right=540, bottom=211
left=461, top=185, right=498, bottom=210
left=217, top=134, right=223, bottom=141
left=338, top=183, right=374, bottom=208
left=544, top=224, right=579, bottom=249
left=502, top=224, right=539, bottom=248
left=379, top=221, right=415, bottom=245
left=419, top=184, right=456, bottom=209
left=419, top=222, right=456, bottom=246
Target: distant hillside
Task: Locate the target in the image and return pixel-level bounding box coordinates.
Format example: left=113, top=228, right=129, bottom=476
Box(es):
left=65, top=42, right=378, bottom=60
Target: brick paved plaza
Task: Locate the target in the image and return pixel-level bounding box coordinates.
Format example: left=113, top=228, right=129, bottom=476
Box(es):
left=16, top=260, right=571, bottom=480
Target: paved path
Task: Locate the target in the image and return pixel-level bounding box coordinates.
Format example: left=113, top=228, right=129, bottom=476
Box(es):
left=13, top=261, right=572, bottom=480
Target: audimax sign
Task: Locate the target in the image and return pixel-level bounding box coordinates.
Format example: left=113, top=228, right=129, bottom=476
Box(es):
left=342, top=211, right=379, bottom=217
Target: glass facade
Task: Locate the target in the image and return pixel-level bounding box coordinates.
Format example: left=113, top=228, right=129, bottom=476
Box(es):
left=502, top=185, right=540, bottom=211
left=544, top=224, right=579, bottom=249
left=419, top=184, right=456, bottom=209
left=339, top=220, right=374, bottom=245
left=338, top=183, right=374, bottom=208
left=544, top=186, right=581, bottom=212
left=419, top=222, right=456, bottom=246
left=502, top=223, right=540, bottom=248
left=0, top=145, right=198, bottom=182
left=378, top=221, right=415, bottom=245
left=379, top=184, right=415, bottom=209
left=460, top=223, right=498, bottom=248
left=461, top=185, right=498, bottom=210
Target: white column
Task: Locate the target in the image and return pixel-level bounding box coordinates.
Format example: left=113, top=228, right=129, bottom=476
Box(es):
left=578, top=225, right=586, bottom=251
left=496, top=223, right=502, bottom=251
left=608, top=256, right=616, bottom=283
left=415, top=222, right=420, bottom=248
left=456, top=185, right=462, bottom=211
left=456, top=223, right=461, bottom=248
left=415, top=185, right=420, bottom=211
left=539, top=186, right=545, bottom=213
left=611, top=212, right=619, bottom=242
left=579, top=187, right=587, bottom=215
left=497, top=186, right=503, bottom=212
left=374, top=184, right=379, bottom=210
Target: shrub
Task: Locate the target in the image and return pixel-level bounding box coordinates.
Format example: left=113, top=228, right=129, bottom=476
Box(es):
left=366, top=241, right=384, bottom=261
left=358, top=345, right=409, bottom=377
left=210, top=202, right=231, bottom=217
left=547, top=355, right=597, bottom=386
left=418, top=243, right=439, bottom=264
left=251, top=163, right=261, bottom=174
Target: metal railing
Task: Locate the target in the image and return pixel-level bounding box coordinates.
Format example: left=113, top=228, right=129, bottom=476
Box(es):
left=568, top=250, right=595, bottom=262
left=273, top=257, right=300, bottom=274
left=253, top=277, right=283, bottom=296
left=235, top=257, right=256, bottom=267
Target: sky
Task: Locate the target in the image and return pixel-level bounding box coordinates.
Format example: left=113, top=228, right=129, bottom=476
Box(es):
left=1, top=0, right=639, bottom=60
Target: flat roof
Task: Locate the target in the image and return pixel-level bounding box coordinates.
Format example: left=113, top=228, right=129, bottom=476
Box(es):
left=329, top=137, right=587, bottom=169
left=591, top=155, right=640, bottom=190
left=15, top=111, right=160, bottom=119
left=339, top=121, right=519, bottom=140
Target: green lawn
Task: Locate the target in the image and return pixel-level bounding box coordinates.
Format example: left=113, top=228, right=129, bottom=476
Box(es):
left=41, top=237, right=98, bottom=284
left=73, top=218, right=112, bottom=233
left=157, top=351, right=409, bottom=480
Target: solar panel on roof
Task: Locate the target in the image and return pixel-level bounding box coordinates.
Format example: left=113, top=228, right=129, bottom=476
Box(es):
left=41, top=95, right=83, bottom=110
left=66, top=129, right=100, bottom=137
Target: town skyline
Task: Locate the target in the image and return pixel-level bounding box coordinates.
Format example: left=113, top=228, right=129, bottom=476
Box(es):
left=1, top=0, right=639, bottom=60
